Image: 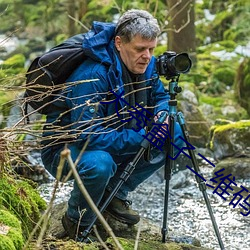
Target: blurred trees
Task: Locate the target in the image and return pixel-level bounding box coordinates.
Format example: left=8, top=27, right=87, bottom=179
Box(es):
left=166, top=0, right=196, bottom=60
left=0, top=0, right=249, bottom=53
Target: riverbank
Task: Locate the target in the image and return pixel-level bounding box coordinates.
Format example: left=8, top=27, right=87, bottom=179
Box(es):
left=38, top=159, right=250, bottom=250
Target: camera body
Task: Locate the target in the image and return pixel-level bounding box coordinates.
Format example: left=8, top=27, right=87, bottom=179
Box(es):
left=156, top=51, right=192, bottom=79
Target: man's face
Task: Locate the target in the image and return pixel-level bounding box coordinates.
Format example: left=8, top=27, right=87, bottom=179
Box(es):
left=115, top=35, right=157, bottom=74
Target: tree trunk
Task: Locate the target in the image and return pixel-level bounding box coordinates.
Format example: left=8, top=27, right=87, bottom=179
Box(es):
left=67, top=0, right=77, bottom=36
left=167, top=0, right=196, bottom=63
left=78, top=0, right=88, bottom=20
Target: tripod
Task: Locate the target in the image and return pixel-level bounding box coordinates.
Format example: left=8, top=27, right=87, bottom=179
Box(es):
left=161, top=76, right=225, bottom=249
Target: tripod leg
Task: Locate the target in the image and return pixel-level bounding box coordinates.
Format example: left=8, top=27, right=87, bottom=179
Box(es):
left=162, top=114, right=175, bottom=243
left=81, top=147, right=147, bottom=240
left=177, top=112, right=225, bottom=250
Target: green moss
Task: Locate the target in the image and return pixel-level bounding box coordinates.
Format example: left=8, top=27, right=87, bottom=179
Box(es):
left=213, top=67, right=235, bottom=86
left=199, top=95, right=224, bottom=107
left=213, top=120, right=250, bottom=133
left=217, top=40, right=237, bottom=51
left=0, top=209, right=24, bottom=249
left=105, top=237, right=207, bottom=250
left=1, top=54, right=25, bottom=69
left=7, top=228, right=24, bottom=249
left=0, top=175, right=47, bottom=239
left=209, top=120, right=250, bottom=150
left=0, top=235, right=16, bottom=250
left=0, top=209, right=21, bottom=229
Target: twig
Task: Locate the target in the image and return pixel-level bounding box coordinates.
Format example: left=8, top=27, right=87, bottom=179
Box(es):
left=93, top=225, right=109, bottom=250
left=134, top=220, right=142, bottom=250
left=68, top=14, right=89, bottom=31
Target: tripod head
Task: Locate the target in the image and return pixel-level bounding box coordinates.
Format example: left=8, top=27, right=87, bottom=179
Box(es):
left=168, top=76, right=182, bottom=100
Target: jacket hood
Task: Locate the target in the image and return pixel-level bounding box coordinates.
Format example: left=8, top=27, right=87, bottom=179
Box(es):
left=82, top=21, right=116, bottom=65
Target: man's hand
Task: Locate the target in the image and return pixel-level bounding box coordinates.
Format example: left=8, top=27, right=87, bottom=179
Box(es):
left=153, top=111, right=169, bottom=138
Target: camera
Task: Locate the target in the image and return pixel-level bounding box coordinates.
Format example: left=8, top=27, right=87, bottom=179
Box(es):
left=156, top=51, right=192, bottom=79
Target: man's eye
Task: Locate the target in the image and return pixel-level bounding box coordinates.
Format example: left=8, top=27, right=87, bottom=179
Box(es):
left=136, top=48, right=144, bottom=52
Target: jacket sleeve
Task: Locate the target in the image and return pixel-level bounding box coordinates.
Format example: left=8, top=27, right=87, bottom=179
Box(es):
left=65, top=61, right=145, bottom=156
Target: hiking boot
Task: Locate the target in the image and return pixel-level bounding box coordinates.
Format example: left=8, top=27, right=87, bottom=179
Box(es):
left=105, top=196, right=140, bottom=225
left=61, top=213, right=97, bottom=243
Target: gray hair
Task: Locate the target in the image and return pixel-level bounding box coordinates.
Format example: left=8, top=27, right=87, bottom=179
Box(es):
left=115, top=9, right=160, bottom=43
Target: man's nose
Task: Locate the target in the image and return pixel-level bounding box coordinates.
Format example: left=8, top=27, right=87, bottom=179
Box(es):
left=142, top=49, right=151, bottom=59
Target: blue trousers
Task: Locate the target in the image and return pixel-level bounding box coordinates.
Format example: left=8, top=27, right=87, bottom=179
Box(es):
left=41, top=123, right=184, bottom=226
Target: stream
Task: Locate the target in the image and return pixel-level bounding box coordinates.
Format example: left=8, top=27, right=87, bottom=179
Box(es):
left=38, top=155, right=250, bottom=250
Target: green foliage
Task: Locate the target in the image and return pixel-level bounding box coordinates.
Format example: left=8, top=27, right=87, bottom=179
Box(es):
left=196, top=0, right=250, bottom=47
left=199, top=91, right=248, bottom=121
left=213, top=67, right=235, bottom=86
left=0, top=54, right=26, bottom=84
left=1, top=54, right=25, bottom=69
left=199, top=95, right=224, bottom=107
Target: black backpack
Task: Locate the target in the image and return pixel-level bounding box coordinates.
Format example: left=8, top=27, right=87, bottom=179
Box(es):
left=24, top=34, right=87, bottom=115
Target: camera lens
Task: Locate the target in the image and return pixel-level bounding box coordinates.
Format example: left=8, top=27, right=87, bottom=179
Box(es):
left=174, top=53, right=192, bottom=73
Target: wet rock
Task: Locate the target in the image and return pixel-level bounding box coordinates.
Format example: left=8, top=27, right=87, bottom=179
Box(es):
left=170, top=169, right=192, bottom=189
left=179, top=100, right=211, bottom=148
left=209, top=119, right=250, bottom=160
left=213, top=157, right=250, bottom=181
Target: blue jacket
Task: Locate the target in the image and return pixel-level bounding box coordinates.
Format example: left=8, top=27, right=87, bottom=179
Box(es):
left=44, top=21, right=170, bottom=156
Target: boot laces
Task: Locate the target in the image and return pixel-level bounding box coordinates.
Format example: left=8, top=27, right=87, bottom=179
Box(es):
left=123, top=200, right=132, bottom=209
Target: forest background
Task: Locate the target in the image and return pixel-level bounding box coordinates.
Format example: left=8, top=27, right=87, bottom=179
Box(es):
left=0, top=0, right=250, bottom=125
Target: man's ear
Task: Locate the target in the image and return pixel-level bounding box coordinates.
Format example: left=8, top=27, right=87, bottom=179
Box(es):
left=115, top=36, right=122, bottom=51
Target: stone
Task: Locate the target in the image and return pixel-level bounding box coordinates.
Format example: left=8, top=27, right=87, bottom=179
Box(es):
left=209, top=120, right=250, bottom=160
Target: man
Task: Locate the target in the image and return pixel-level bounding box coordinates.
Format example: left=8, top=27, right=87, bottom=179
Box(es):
left=41, top=9, right=184, bottom=241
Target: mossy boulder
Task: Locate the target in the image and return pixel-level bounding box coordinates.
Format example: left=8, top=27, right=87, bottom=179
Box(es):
left=0, top=174, right=47, bottom=240
left=0, top=209, right=24, bottom=250
left=179, top=100, right=210, bottom=148
left=209, top=120, right=250, bottom=160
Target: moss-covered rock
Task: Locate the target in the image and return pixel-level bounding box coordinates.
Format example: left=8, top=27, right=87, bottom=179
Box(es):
left=0, top=209, right=24, bottom=250
left=0, top=174, right=47, bottom=240
left=209, top=120, right=250, bottom=160
left=213, top=67, right=235, bottom=86
left=41, top=202, right=211, bottom=250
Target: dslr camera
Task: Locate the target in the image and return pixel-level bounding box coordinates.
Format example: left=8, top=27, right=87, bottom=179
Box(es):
left=156, top=51, right=192, bottom=79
